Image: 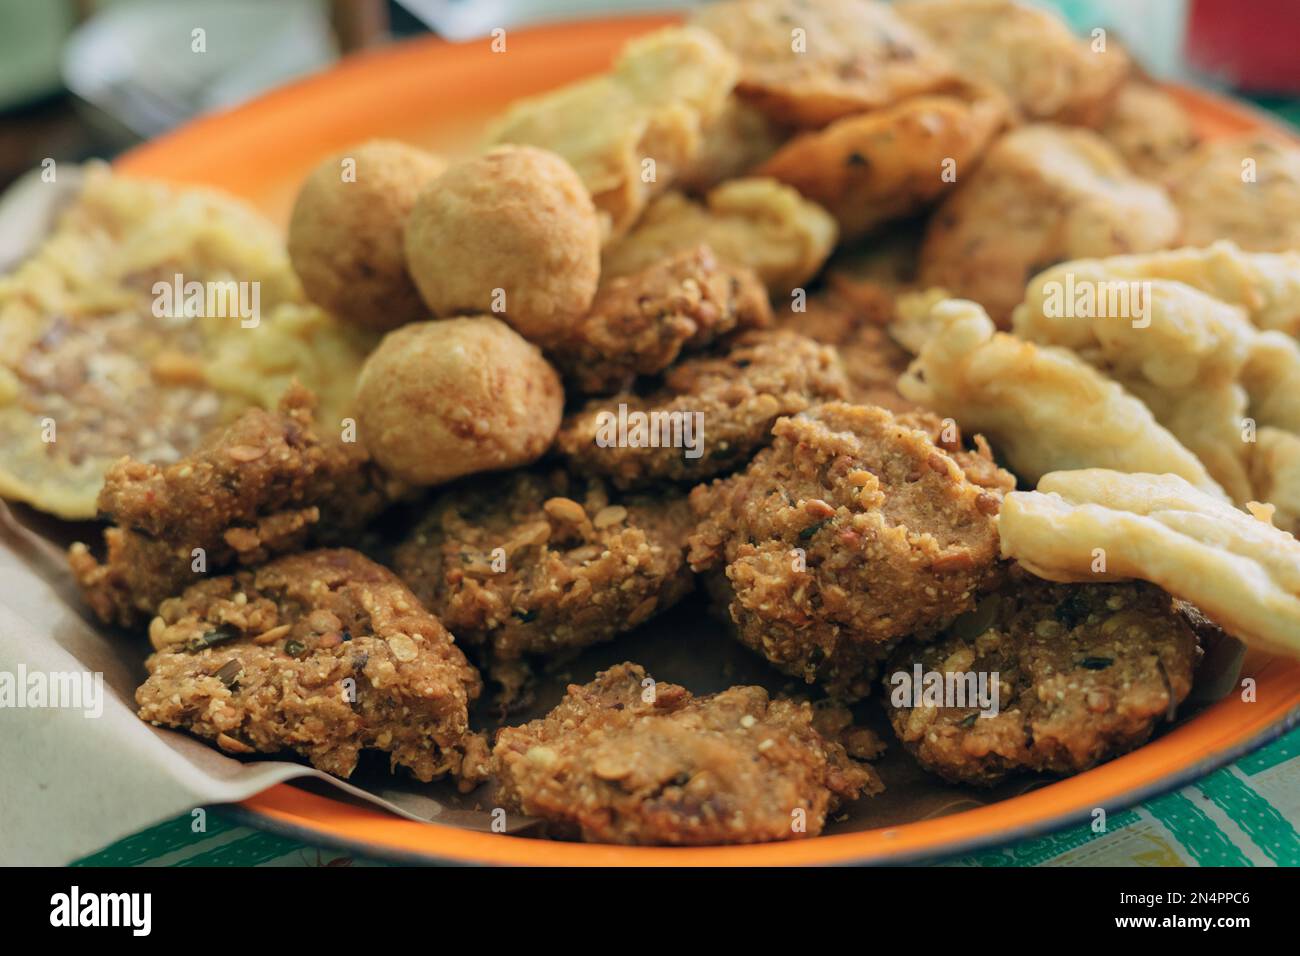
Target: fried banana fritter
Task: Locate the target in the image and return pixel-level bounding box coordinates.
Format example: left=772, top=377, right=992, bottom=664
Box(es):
left=548, top=245, right=773, bottom=395
left=393, top=470, right=695, bottom=699
left=557, top=329, right=849, bottom=489
left=691, top=0, right=956, bottom=128
left=884, top=572, right=1200, bottom=786
left=689, top=402, right=1010, bottom=697
left=492, top=663, right=882, bottom=845
left=1165, top=137, right=1300, bottom=252
left=69, top=384, right=398, bottom=628
left=137, top=549, right=488, bottom=786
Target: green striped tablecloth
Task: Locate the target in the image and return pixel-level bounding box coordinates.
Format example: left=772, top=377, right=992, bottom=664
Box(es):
left=71, top=725, right=1300, bottom=867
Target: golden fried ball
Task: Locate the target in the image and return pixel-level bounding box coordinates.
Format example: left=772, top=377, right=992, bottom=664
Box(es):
left=355, top=316, right=564, bottom=485
left=288, top=139, right=446, bottom=332
left=404, top=145, right=601, bottom=345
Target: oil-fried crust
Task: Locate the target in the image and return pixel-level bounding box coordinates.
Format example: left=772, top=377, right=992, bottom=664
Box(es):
left=688, top=402, right=1009, bottom=697
left=1166, top=138, right=1300, bottom=252
left=393, top=470, right=696, bottom=700
left=558, top=329, right=849, bottom=488
left=69, top=384, right=400, bottom=628
left=884, top=572, right=1200, bottom=786
left=548, top=245, right=773, bottom=395
left=1099, top=81, right=1198, bottom=179
left=136, top=549, right=488, bottom=786
left=492, top=662, right=882, bottom=845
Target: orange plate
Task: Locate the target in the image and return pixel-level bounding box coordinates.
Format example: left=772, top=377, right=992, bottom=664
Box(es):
left=116, top=15, right=1300, bottom=866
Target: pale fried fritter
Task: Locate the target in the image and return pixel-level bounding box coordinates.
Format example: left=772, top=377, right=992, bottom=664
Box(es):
left=548, top=245, right=773, bottom=395
left=492, top=662, right=882, bottom=845
left=691, top=0, right=956, bottom=128
left=998, top=469, right=1300, bottom=659
left=676, top=95, right=787, bottom=193
left=1099, top=81, right=1198, bottom=179
left=68, top=384, right=398, bottom=628
left=897, top=298, right=1226, bottom=497
left=484, top=27, right=737, bottom=240
left=1166, top=137, right=1300, bottom=252
left=897, top=0, right=1130, bottom=127
left=758, top=82, right=1009, bottom=240
left=557, top=329, right=848, bottom=488
left=688, top=402, right=1009, bottom=697
left=392, top=470, right=695, bottom=700
left=917, top=125, right=1179, bottom=325
left=137, top=549, right=487, bottom=786
left=602, top=178, right=838, bottom=295
left=1249, top=428, right=1300, bottom=538
left=885, top=571, right=1199, bottom=786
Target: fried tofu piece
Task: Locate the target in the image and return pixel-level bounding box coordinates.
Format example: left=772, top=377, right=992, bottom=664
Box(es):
left=896, top=0, right=1130, bottom=127
left=758, top=82, right=1009, bottom=240
left=917, top=125, right=1179, bottom=325
left=688, top=402, right=1009, bottom=697
left=69, top=384, right=399, bottom=628
left=1166, top=137, right=1300, bottom=252
left=897, top=297, right=1226, bottom=497
left=392, top=471, right=695, bottom=701
left=1099, top=81, right=1198, bottom=178
left=547, top=245, right=773, bottom=395
left=136, top=549, right=487, bottom=785
left=557, top=329, right=848, bottom=488
left=998, top=469, right=1300, bottom=659
left=691, top=0, right=956, bottom=128
left=492, top=663, right=882, bottom=845
left=885, top=572, right=1200, bottom=786
left=602, top=178, right=838, bottom=295
left=484, top=27, right=737, bottom=240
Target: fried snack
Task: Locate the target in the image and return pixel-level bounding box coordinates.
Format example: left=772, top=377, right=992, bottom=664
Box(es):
left=675, top=96, right=786, bottom=193
left=1166, top=137, right=1300, bottom=252
left=688, top=402, right=1009, bottom=697
left=1243, top=331, right=1300, bottom=436
left=68, top=384, right=395, bottom=628
left=354, top=317, right=563, bottom=486
left=0, top=169, right=369, bottom=519
left=404, top=146, right=601, bottom=344
left=885, top=572, right=1200, bottom=786
left=917, top=125, right=1179, bottom=325
left=998, top=469, right=1300, bottom=659
left=547, top=245, right=773, bottom=395
left=288, top=140, right=445, bottom=332
left=897, top=297, right=1227, bottom=497
left=1250, top=428, right=1300, bottom=537
left=484, top=27, right=737, bottom=240
left=602, top=178, right=837, bottom=295
left=492, top=663, right=881, bottom=845
left=557, top=329, right=848, bottom=488
left=136, top=549, right=487, bottom=785
left=757, top=82, right=1009, bottom=240
left=394, top=471, right=694, bottom=700
left=1099, top=81, right=1198, bottom=179
left=896, top=0, right=1130, bottom=126
left=691, top=0, right=955, bottom=128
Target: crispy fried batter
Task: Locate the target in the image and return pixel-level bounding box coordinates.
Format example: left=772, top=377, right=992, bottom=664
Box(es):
left=136, top=549, right=487, bottom=785
left=1166, top=137, right=1300, bottom=252
left=688, top=402, right=1009, bottom=697
left=1099, top=81, right=1198, bottom=179
left=69, top=384, right=398, bottom=628
left=548, top=245, right=773, bottom=395
left=885, top=571, right=1200, bottom=786
left=676, top=96, right=787, bottom=193
left=557, top=329, right=849, bottom=488
left=393, top=470, right=695, bottom=700
left=492, top=662, right=882, bottom=845
left=691, top=0, right=956, bottom=128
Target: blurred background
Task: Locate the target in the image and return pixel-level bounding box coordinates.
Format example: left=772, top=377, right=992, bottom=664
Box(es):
left=1, top=0, right=1297, bottom=192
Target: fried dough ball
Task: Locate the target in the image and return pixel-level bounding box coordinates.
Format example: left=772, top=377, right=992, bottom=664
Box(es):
left=288, top=140, right=446, bottom=331
left=917, top=125, right=1180, bottom=325
left=896, top=0, right=1130, bottom=127
left=884, top=571, right=1200, bottom=786
left=492, top=663, right=882, bottom=845
left=1165, top=137, right=1300, bottom=252
left=355, top=316, right=563, bottom=486
left=404, top=146, right=601, bottom=344
left=688, top=402, right=1010, bottom=698
left=1098, top=81, right=1198, bottom=179
left=691, top=0, right=956, bottom=128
